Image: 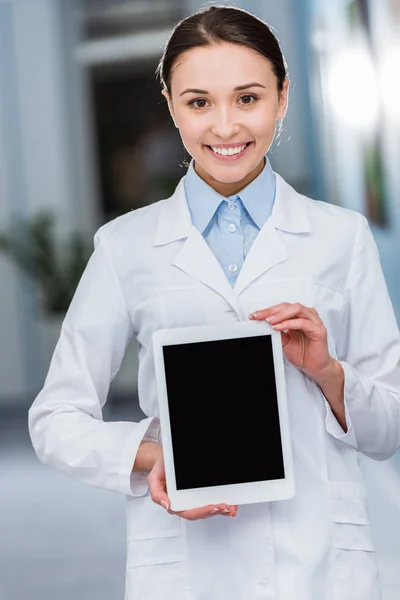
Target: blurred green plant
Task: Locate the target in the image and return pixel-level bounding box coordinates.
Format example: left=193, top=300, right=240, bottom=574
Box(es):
left=0, top=212, right=92, bottom=315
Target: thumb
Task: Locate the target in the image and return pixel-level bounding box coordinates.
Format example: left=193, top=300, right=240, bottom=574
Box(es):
left=148, top=463, right=170, bottom=511
left=281, top=330, right=290, bottom=350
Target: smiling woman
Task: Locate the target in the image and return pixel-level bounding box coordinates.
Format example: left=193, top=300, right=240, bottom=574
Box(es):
left=157, top=11, right=289, bottom=197
left=28, top=5, right=400, bottom=600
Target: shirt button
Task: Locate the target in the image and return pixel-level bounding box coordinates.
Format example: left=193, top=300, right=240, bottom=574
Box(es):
left=228, top=202, right=235, bottom=211
left=228, top=223, right=236, bottom=233
left=229, top=264, right=238, bottom=273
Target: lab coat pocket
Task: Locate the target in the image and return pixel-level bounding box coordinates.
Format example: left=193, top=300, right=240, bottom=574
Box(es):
left=125, top=496, right=193, bottom=599
left=126, top=496, right=184, bottom=567
left=330, top=482, right=381, bottom=600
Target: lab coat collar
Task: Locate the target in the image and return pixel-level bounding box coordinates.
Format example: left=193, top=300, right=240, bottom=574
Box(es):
left=154, top=172, right=310, bottom=246
left=270, top=173, right=311, bottom=234
left=154, top=171, right=310, bottom=305
left=154, top=178, right=192, bottom=246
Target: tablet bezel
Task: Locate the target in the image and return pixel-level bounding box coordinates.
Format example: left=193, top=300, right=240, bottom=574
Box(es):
left=152, top=320, right=295, bottom=511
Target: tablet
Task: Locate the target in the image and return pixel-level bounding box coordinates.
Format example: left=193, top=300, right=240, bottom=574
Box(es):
left=152, top=320, right=295, bottom=511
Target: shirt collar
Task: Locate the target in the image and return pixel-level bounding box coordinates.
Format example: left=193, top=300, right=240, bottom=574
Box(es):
left=184, top=154, right=276, bottom=233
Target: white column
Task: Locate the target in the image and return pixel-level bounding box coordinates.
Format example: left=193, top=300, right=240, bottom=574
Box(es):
left=0, top=0, right=39, bottom=401
left=0, top=0, right=98, bottom=404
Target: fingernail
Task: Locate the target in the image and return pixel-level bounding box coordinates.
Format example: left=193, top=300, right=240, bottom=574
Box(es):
left=221, top=509, right=230, bottom=514
left=210, top=508, right=219, bottom=514
left=266, top=316, right=275, bottom=323
left=249, top=312, right=258, bottom=319
left=160, top=500, right=169, bottom=510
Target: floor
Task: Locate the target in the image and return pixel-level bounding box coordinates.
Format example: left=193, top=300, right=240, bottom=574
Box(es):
left=2, top=400, right=400, bottom=600
left=0, top=399, right=144, bottom=600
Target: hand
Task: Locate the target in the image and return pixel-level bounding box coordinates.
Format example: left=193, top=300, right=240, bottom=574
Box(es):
left=148, top=448, right=238, bottom=521
left=249, top=302, right=334, bottom=383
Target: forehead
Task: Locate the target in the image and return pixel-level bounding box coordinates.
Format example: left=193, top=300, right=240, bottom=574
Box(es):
left=171, top=43, right=275, bottom=90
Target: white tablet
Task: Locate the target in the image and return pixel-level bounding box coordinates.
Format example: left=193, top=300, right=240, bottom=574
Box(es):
left=152, top=320, right=295, bottom=512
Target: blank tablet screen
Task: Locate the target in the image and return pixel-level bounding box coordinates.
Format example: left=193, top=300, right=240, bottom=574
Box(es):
left=162, top=335, right=285, bottom=490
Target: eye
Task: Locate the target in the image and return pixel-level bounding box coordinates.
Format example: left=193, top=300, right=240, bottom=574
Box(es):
left=188, top=98, right=209, bottom=110
left=238, top=94, right=259, bottom=106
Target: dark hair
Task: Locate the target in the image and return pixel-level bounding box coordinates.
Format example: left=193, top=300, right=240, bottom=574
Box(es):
left=156, top=5, right=288, bottom=95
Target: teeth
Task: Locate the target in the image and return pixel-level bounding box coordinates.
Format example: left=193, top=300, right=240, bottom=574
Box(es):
left=211, top=144, right=247, bottom=156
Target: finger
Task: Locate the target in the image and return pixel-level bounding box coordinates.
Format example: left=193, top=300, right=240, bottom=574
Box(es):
left=272, top=318, right=325, bottom=338
left=215, top=503, right=238, bottom=516
left=176, top=505, right=223, bottom=521
left=220, top=505, right=238, bottom=518
left=151, top=489, right=173, bottom=512
left=175, top=504, right=238, bottom=521
left=266, top=305, right=320, bottom=326
left=280, top=330, right=291, bottom=349
left=148, top=473, right=172, bottom=512
left=249, top=303, right=291, bottom=320
left=249, top=303, right=320, bottom=323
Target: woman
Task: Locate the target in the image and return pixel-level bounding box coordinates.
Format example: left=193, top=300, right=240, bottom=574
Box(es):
left=28, top=6, right=400, bottom=600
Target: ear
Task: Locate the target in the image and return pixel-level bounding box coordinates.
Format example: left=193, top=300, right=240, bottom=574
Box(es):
left=161, top=89, right=178, bottom=128
left=277, top=78, right=290, bottom=120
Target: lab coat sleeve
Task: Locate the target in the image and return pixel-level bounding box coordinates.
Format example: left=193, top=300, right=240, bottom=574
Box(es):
left=328, top=213, right=400, bottom=460
left=28, top=227, right=160, bottom=496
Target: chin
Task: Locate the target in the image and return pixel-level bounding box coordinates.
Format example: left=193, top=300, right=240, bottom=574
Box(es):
left=211, top=173, right=247, bottom=184
left=208, top=163, right=256, bottom=182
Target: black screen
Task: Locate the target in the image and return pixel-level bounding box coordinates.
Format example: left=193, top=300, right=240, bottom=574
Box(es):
left=162, top=334, right=285, bottom=490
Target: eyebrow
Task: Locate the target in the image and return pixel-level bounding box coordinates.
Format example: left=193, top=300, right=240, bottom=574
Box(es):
left=179, top=82, right=266, bottom=96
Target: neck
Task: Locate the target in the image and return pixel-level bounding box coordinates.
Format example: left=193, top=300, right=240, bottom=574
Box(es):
left=194, top=157, right=265, bottom=197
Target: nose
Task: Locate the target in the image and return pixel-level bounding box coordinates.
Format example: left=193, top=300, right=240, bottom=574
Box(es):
left=210, top=106, right=240, bottom=140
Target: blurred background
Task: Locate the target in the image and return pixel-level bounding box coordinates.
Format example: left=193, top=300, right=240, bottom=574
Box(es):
left=1, top=0, right=399, bottom=598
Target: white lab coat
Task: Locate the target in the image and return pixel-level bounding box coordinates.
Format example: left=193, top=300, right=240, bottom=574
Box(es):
left=28, top=172, right=400, bottom=600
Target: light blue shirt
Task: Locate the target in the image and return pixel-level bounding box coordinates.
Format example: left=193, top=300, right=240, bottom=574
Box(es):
left=184, top=155, right=276, bottom=286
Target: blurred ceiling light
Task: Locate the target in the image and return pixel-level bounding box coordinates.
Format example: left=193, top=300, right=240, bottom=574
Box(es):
left=380, top=46, right=400, bottom=122
left=311, top=30, right=333, bottom=52
left=327, top=48, right=380, bottom=132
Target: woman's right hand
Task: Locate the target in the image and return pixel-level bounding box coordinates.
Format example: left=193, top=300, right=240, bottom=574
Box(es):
left=148, top=446, right=238, bottom=520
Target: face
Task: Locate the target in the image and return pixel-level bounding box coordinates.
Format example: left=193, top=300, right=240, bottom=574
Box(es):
left=162, top=42, right=289, bottom=197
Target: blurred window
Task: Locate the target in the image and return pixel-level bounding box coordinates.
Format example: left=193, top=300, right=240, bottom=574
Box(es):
left=78, top=0, right=186, bottom=223
left=82, top=0, right=184, bottom=39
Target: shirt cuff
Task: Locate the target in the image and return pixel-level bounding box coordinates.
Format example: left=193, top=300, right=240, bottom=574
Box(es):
left=117, top=416, right=161, bottom=497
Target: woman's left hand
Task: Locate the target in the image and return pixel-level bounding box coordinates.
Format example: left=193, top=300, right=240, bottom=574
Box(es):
left=249, top=303, right=334, bottom=383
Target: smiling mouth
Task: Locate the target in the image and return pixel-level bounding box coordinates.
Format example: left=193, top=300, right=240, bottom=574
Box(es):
left=205, top=142, right=252, bottom=156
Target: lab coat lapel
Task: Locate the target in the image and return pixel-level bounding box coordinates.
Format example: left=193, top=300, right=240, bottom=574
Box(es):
left=173, top=229, right=242, bottom=312
left=154, top=178, right=242, bottom=314
left=233, top=220, right=290, bottom=296
left=233, top=173, right=311, bottom=296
